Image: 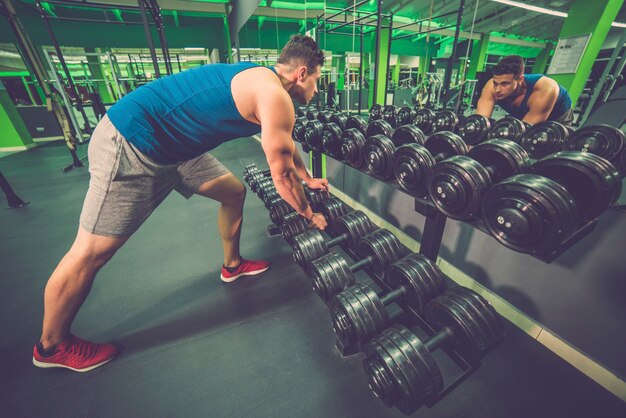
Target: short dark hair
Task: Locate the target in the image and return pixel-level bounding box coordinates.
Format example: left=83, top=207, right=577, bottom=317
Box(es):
left=493, top=55, right=525, bottom=78
left=277, top=34, right=325, bottom=74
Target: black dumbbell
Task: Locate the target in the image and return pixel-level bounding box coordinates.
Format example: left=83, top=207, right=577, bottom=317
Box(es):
left=303, top=119, right=324, bottom=152
left=362, top=286, right=504, bottom=415
left=414, top=108, right=437, bottom=134
left=563, top=124, right=625, bottom=172
left=266, top=197, right=295, bottom=225
left=520, top=121, right=571, bottom=159
left=428, top=139, right=530, bottom=220
left=393, top=131, right=469, bottom=196
left=279, top=212, right=312, bottom=243
left=293, top=117, right=308, bottom=143
left=395, top=106, right=416, bottom=127
left=306, top=107, right=320, bottom=120
left=292, top=210, right=375, bottom=268
left=267, top=189, right=333, bottom=225
left=330, top=253, right=447, bottom=347
left=304, top=187, right=331, bottom=212
left=370, top=104, right=383, bottom=120
left=308, top=229, right=403, bottom=301
left=382, top=105, right=400, bottom=127
left=346, top=115, right=368, bottom=136
left=482, top=151, right=622, bottom=254
left=317, top=196, right=350, bottom=231
left=364, top=134, right=396, bottom=180
left=321, top=123, right=344, bottom=158
left=457, top=114, right=495, bottom=145
left=391, top=125, right=427, bottom=147
left=330, top=113, right=348, bottom=130
left=317, top=110, right=334, bottom=124
left=489, top=116, right=530, bottom=143
left=366, top=119, right=394, bottom=139
left=340, top=128, right=368, bottom=169
left=431, top=110, right=464, bottom=133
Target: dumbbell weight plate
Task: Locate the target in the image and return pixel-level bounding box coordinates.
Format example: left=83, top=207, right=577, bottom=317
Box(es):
left=481, top=174, right=579, bottom=254
left=357, top=229, right=403, bottom=274
left=457, top=114, right=493, bottom=145
left=385, top=253, right=447, bottom=312
left=431, top=110, right=460, bottom=133
left=318, top=197, right=350, bottom=230
left=366, top=120, right=394, bottom=139
left=329, top=113, right=348, bottom=130
left=293, top=117, right=308, bottom=143
left=621, top=148, right=626, bottom=173
left=391, top=125, right=426, bottom=147
left=304, top=187, right=331, bottom=212
left=364, top=135, right=396, bottom=180
left=322, top=123, right=344, bottom=158
left=414, top=108, right=436, bottom=133
left=346, top=116, right=368, bottom=135
left=267, top=198, right=294, bottom=225
left=489, top=117, right=528, bottom=143
left=370, top=104, right=383, bottom=120
left=531, top=151, right=622, bottom=220
left=520, top=121, right=570, bottom=159
left=317, top=110, right=334, bottom=124
left=395, top=106, right=416, bottom=127
left=470, top=139, right=531, bottom=180
left=563, top=124, right=626, bottom=162
left=340, top=129, right=367, bottom=169
left=424, top=131, right=469, bottom=161
left=331, top=283, right=390, bottom=348
left=424, top=286, right=505, bottom=366
left=280, top=212, right=310, bottom=243
left=363, top=325, right=443, bottom=414
left=310, top=252, right=357, bottom=301
left=383, top=105, right=400, bottom=126
left=304, top=120, right=324, bottom=152
left=306, top=108, right=320, bottom=121
left=393, top=144, right=437, bottom=196
left=334, top=210, right=375, bottom=245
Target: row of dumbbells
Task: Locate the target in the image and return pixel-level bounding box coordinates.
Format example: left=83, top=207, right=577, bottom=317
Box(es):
left=243, top=164, right=505, bottom=415
left=294, top=107, right=625, bottom=256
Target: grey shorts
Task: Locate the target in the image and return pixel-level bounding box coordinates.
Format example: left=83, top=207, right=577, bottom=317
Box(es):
left=554, top=108, right=574, bottom=126
left=79, top=115, right=230, bottom=237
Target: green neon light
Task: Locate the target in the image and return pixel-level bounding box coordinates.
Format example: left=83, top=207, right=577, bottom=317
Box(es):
left=41, top=2, right=57, bottom=17
left=271, top=1, right=325, bottom=10
left=112, top=9, right=123, bottom=23
left=0, top=71, right=30, bottom=77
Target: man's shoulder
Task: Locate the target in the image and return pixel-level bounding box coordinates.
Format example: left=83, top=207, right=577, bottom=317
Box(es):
left=532, top=75, right=559, bottom=91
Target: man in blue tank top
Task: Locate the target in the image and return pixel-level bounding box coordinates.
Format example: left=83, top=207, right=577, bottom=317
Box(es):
left=476, top=55, right=573, bottom=126
left=33, top=35, right=330, bottom=372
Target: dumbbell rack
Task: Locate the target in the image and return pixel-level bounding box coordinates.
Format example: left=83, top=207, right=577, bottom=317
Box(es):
left=246, top=165, right=487, bottom=408
left=309, top=149, right=600, bottom=264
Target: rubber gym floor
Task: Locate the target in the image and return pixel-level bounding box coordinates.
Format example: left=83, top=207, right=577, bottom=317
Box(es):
left=1, top=138, right=625, bottom=418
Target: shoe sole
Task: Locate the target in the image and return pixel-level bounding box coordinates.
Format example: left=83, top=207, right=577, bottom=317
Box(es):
left=32, top=356, right=115, bottom=373
left=220, top=265, right=270, bottom=283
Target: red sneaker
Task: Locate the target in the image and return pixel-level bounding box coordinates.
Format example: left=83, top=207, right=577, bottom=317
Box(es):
left=32, top=335, right=118, bottom=372
left=220, top=258, right=271, bottom=282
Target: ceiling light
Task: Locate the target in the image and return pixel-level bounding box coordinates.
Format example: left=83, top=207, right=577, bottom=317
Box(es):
left=490, top=0, right=626, bottom=27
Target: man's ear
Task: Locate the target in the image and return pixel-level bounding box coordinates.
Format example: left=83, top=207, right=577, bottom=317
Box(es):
left=298, top=66, right=308, bottom=82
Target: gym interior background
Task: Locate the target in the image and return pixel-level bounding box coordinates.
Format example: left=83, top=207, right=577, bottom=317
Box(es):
left=1, top=0, right=626, bottom=417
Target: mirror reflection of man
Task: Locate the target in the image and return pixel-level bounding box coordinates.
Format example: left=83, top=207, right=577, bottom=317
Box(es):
left=477, top=55, right=574, bottom=126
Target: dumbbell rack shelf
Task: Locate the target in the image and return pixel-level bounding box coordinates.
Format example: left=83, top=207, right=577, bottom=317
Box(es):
left=309, top=149, right=600, bottom=264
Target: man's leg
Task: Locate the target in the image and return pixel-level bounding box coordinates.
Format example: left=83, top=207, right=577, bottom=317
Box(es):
left=195, top=173, right=246, bottom=267
left=40, top=228, right=128, bottom=349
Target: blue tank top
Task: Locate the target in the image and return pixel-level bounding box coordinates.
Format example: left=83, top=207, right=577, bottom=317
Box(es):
left=107, top=62, right=276, bottom=163
left=497, top=74, right=572, bottom=121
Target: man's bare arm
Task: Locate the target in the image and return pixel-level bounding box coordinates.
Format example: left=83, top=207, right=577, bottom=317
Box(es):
left=256, top=87, right=327, bottom=229
left=523, top=77, right=559, bottom=125
left=476, top=79, right=496, bottom=118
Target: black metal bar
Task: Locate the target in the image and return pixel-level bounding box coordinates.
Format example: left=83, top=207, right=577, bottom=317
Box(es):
left=385, top=13, right=393, bottom=98
left=323, top=17, right=383, bottom=29
left=391, top=24, right=456, bottom=41
left=34, top=0, right=92, bottom=134
left=396, top=10, right=459, bottom=29
left=146, top=0, right=172, bottom=75
left=325, top=10, right=378, bottom=32
left=372, top=0, right=382, bottom=105
left=418, top=204, right=447, bottom=262
left=42, top=15, right=150, bottom=25
left=323, top=0, right=370, bottom=21
left=441, top=0, right=466, bottom=109
left=137, top=0, right=160, bottom=78
left=314, top=17, right=321, bottom=110
left=176, top=54, right=182, bottom=72
left=311, top=151, right=323, bottom=178
left=358, top=28, right=363, bottom=115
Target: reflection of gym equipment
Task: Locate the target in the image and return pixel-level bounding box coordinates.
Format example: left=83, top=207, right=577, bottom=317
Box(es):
left=0, top=171, right=28, bottom=209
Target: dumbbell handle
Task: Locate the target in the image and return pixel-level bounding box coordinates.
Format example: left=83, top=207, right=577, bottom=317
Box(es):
left=350, top=255, right=374, bottom=272
left=326, top=232, right=349, bottom=247
left=380, top=286, right=407, bottom=306
left=424, top=326, right=454, bottom=352
left=433, top=152, right=446, bottom=163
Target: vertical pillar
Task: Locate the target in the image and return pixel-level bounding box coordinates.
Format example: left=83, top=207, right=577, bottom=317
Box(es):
left=84, top=48, right=113, bottom=103
left=0, top=81, right=34, bottom=151
left=532, top=44, right=553, bottom=74
left=392, top=56, right=401, bottom=86
left=336, top=55, right=346, bottom=91
left=466, top=33, right=490, bottom=80
left=550, top=0, right=624, bottom=105
left=369, top=23, right=391, bottom=106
